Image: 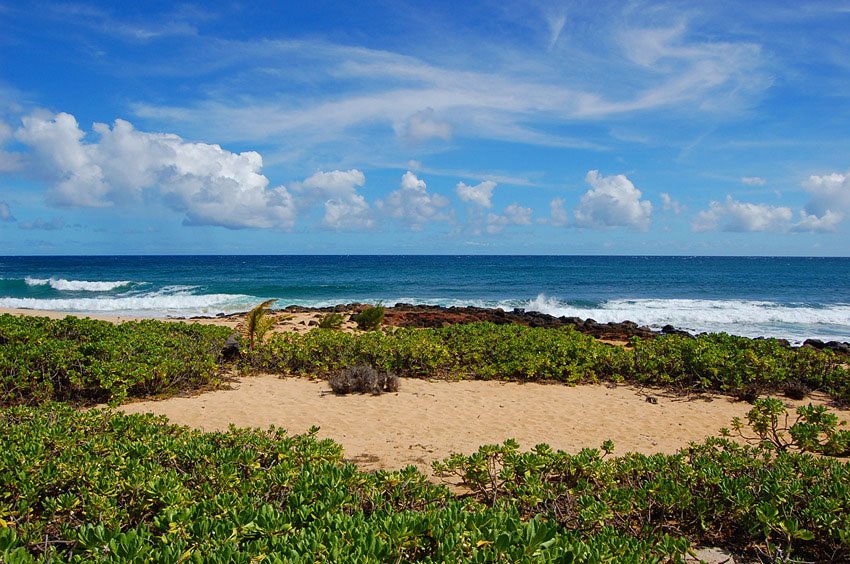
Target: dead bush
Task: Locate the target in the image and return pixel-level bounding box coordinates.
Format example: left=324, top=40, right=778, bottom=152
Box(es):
left=328, top=365, right=400, bottom=395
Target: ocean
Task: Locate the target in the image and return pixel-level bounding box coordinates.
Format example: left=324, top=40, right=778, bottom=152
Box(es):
left=0, top=255, right=848, bottom=343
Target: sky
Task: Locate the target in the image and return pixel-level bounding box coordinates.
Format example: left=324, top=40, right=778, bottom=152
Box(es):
left=1, top=1, right=849, bottom=255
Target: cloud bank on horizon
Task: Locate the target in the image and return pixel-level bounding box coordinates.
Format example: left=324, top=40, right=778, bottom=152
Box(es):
left=0, top=1, right=849, bottom=255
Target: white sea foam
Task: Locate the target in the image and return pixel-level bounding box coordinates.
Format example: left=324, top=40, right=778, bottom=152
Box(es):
left=523, top=294, right=850, bottom=343
left=0, top=293, right=254, bottom=317
left=24, top=277, right=132, bottom=292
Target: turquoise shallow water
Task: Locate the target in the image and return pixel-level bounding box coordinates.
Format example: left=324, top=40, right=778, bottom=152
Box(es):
left=0, top=255, right=848, bottom=343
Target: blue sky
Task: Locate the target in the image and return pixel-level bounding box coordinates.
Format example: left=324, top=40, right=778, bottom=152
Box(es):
left=1, top=1, right=849, bottom=255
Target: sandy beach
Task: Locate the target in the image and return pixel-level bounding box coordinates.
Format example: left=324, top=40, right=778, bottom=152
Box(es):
left=5, top=306, right=846, bottom=476
left=119, top=373, right=845, bottom=475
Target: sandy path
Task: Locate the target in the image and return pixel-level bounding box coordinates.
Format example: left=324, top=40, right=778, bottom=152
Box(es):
left=119, top=375, right=841, bottom=475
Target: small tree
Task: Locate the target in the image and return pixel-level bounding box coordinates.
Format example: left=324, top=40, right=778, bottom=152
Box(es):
left=245, top=299, right=277, bottom=350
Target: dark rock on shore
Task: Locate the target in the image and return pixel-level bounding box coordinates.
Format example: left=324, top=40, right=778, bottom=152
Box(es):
left=382, top=304, right=659, bottom=341
left=803, top=339, right=850, bottom=355
left=219, top=333, right=241, bottom=362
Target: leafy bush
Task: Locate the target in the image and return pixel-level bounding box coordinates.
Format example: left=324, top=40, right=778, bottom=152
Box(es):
left=328, top=365, right=400, bottom=395
left=351, top=304, right=385, bottom=330
left=258, top=323, right=850, bottom=402
left=0, top=404, right=691, bottom=562
left=317, top=312, right=345, bottom=329
left=726, top=397, right=850, bottom=456
left=434, top=437, right=850, bottom=562
left=0, top=314, right=232, bottom=406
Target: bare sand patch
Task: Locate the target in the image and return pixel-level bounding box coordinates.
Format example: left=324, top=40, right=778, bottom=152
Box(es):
left=119, top=375, right=843, bottom=476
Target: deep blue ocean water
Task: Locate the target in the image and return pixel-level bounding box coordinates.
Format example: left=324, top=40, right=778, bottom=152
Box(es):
left=1, top=256, right=849, bottom=343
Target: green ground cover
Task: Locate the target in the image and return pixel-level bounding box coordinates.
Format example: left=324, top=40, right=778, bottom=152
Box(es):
left=2, top=404, right=848, bottom=562
left=1, top=314, right=849, bottom=561
left=260, top=323, right=850, bottom=403
left=0, top=314, right=231, bottom=406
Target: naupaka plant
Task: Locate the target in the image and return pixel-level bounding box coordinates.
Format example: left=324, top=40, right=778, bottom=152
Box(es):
left=725, top=397, right=850, bottom=456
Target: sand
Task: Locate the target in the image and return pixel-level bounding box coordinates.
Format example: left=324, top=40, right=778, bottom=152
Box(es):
left=5, top=306, right=846, bottom=476
left=119, top=374, right=844, bottom=476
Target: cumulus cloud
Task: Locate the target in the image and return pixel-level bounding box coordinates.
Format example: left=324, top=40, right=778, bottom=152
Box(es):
left=574, top=170, right=652, bottom=230
left=741, top=176, right=766, bottom=186
left=792, top=210, right=844, bottom=233
left=802, top=172, right=850, bottom=218
left=399, top=108, right=452, bottom=142
left=377, top=171, right=450, bottom=230
left=456, top=180, right=496, bottom=208
left=0, top=121, right=22, bottom=172
left=14, top=111, right=297, bottom=229
left=660, top=192, right=684, bottom=214
left=692, top=196, right=792, bottom=232
left=549, top=197, right=569, bottom=227
left=296, top=169, right=373, bottom=230
left=0, top=201, right=14, bottom=222
left=486, top=203, right=533, bottom=234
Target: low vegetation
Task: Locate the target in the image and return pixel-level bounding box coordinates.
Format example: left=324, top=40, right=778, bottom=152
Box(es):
left=1, top=404, right=691, bottom=563
left=434, top=434, right=850, bottom=563
left=351, top=304, right=385, bottom=330
left=317, top=312, right=345, bottom=329
left=1, top=403, right=848, bottom=562
left=1, top=313, right=849, bottom=561
left=0, top=314, right=231, bottom=407
left=259, top=323, right=850, bottom=403
left=3, top=314, right=847, bottom=407
left=726, top=397, right=850, bottom=456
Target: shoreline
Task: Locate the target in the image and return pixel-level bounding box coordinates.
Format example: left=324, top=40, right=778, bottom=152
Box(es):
left=2, top=304, right=849, bottom=352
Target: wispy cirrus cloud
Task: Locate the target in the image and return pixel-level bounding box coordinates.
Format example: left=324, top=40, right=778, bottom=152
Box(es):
left=121, top=5, right=771, bottom=168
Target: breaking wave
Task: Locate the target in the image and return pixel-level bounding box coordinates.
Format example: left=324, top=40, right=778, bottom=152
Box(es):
left=24, top=277, right=133, bottom=292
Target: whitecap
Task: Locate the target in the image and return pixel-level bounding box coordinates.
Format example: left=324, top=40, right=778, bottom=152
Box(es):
left=24, top=277, right=132, bottom=292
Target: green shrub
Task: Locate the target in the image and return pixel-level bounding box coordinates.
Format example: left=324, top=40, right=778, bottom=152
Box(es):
left=726, top=397, right=850, bottom=456
left=0, top=314, right=231, bottom=406
left=434, top=437, right=850, bottom=562
left=351, top=304, right=385, bottom=330
left=0, top=404, right=692, bottom=562
left=317, top=312, right=345, bottom=329
left=257, top=323, right=849, bottom=402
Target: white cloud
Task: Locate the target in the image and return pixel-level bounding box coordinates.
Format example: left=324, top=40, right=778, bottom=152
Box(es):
left=296, top=169, right=373, bottom=230
left=549, top=197, right=569, bottom=227
left=486, top=203, right=533, bottom=234
left=16, top=111, right=110, bottom=207
left=0, top=121, right=22, bottom=172
left=574, top=170, right=652, bottom=230
left=792, top=210, right=844, bottom=233
left=741, top=176, right=766, bottom=186
left=660, top=192, right=684, bottom=214
left=456, top=180, right=496, bottom=208
left=399, top=108, right=452, bottom=142
left=376, top=171, right=450, bottom=230
left=802, top=172, right=850, bottom=217
left=0, top=201, right=13, bottom=222
left=14, top=111, right=297, bottom=229
left=692, top=196, right=792, bottom=232
left=322, top=194, right=373, bottom=230
left=127, top=10, right=769, bottom=160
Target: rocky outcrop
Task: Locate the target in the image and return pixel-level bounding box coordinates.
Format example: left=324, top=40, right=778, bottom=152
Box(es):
left=802, top=338, right=850, bottom=355
left=382, top=304, right=659, bottom=341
